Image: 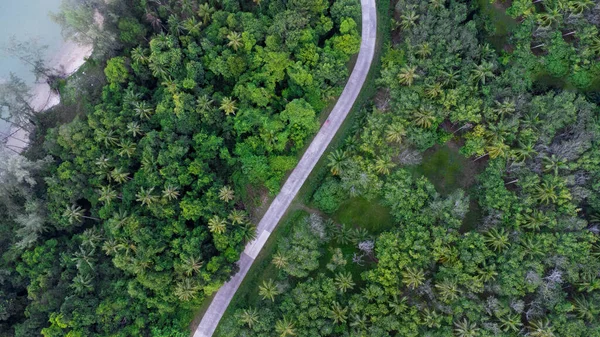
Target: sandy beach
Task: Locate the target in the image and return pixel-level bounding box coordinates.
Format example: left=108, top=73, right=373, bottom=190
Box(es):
left=4, top=40, right=92, bottom=152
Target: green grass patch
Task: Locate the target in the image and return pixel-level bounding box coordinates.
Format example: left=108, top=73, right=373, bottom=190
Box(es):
left=332, top=197, right=394, bottom=234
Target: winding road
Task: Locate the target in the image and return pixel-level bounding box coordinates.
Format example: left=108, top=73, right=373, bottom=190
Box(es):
left=193, top=0, right=377, bottom=335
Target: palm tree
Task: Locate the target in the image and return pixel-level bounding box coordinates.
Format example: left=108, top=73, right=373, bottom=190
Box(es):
left=208, top=215, right=227, bottom=234
left=429, top=0, right=445, bottom=10
left=398, top=65, right=419, bottom=86
left=569, top=0, right=594, bottom=15
left=227, top=31, right=243, bottom=51
left=385, top=122, right=406, bottom=144
left=440, top=69, right=460, bottom=87
left=589, top=37, right=600, bottom=55
left=484, top=228, right=510, bottom=252
left=416, top=42, right=432, bottom=58
left=218, top=186, right=235, bottom=202
left=181, top=255, right=203, bottom=276
left=136, top=187, right=159, bottom=207
left=275, top=317, right=296, bottom=337
left=98, top=185, right=118, bottom=205
left=435, top=279, right=459, bottom=302
left=133, top=101, right=154, bottom=120
left=520, top=236, right=544, bottom=259
left=471, top=62, right=495, bottom=85
left=422, top=308, right=442, bottom=328
left=71, top=246, right=96, bottom=271
left=197, top=3, right=214, bottom=24
left=174, top=278, right=199, bottom=301
left=389, top=294, right=407, bottom=315
left=536, top=7, right=561, bottom=27
left=118, top=140, right=136, bottom=158
left=131, top=46, right=149, bottom=65
left=400, top=10, right=419, bottom=29
left=126, top=121, right=142, bottom=137
left=454, top=318, right=480, bottom=337
left=182, top=17, right=202, bottom=36
left=528, top=319, right=555, bottom=337
left=162, top=185, right=180, bottom=201
left=96, top=129, right=118, bottom=147
left=272, top=252, right=288, bottom=269
left=102, top=238, right=119, bottom=256
left=425, top=82, right=443, bottom=98
left=497, top=312, right=522, bottom=332
left=197, top=94, right=214, bottom=113
left=486, top=142, right=509, bottom=159
left=71, top=273, right=94, bottom=295
left=334, top=272, right=355, bottom=293
left=542, top=154, right=567, bottom=176
left=228, top=209, right=247, bottom=225
left=329, top=301, right=348, bottom=324
left=350, top=314, right=368, bottom=330
left=95, top=155, right=110, bottom=170
left=258, top=279, right=279, bottom=302
left=241, top=222, right=257, bottom=242
left=220, top=97, right=237, bottom=115
left=493, top=100, right=515, bottom=119
left=535, top=181, right=558, bottom=204
left=64, top=204, right=98, bottom=225
left=374, top=155, right=394, bottom=175
left=576, top=271, right=600, bottom=293
left=239, top=308, right=259, bottom=329
left=327, top=150, right=347, bottom=176
left=402, top=267, right=425, bottom=289
left=413, top=108, right=435, bottom=128
left=511, top=142, right=536, bottom=162
left=573, top=296, right=598, bottom=322
left=110, top=167, right=129, bottom=184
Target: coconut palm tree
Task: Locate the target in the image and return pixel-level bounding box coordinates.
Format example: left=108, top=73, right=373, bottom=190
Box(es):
left=350, top=314, right=368, bottom=330
left=133, top=101, right=154, bottom=120
left=182, top=17, right=202, bottom=36
left=402, top=267, right=425, bottom=289
left=535, top=181, right=558, bottom=204
left=181, top=255, right=203, bottom=276
left=425, top=82, right=443, bottom=98
left=374, top=155, right=394, bottom=175
left=95, top=155, right=110, bottom=169
left=454, top=318, right=479, bottom=337
left=110, top=167, right=129, bottom=184
left=71, top=246, right=96, bottom=271
left=126, top=121, right=142, bottom=137
left=197, top=3, right=214, bottom=24
left=435, top=279, right=459, bottom=302
left=528, top=319, right=555, bottom=337
left=398, top=65, right=419, bottom=86
left=275, top=317, right=296, bottom=337
left=400, top=10, right=419, bottom=29
left=241, top=222, right=257, bottom=242
left=389, top=294, right=407, bottom=315
left=511, top=142, right=537, bottom=162
left=258, top=279, right=279, bottom=302
left=413, top=108, right=435, bottom=128
left=272, top=252, right=288, bottom=269
left=493, top=100, right=515, bottom=119
left=327, top=150, right=347, bottom=176
left=208, top=215, right=227, bottom=234
left=136, top=187, right=158, bottom=207
left=228, top=209, right=247, bottom=225
left=219, top=185, right=235, bottom=202
left=486, top=142, right=509, bottom=159
left=536, top=7, right=561, bottom=27
left=162, top=185, right=180, bottom=201
left=416, top=42, right=432, bottom=58
left=573, top=296, right=598, bottom=322
left=71, top=273, right=94, bottom=295
left=440, top=69, right=460, bottom=87
left=64, top=204, right=99, bottom=225
left=334, top=272, right=355, bottom=293
left=118, top=140, right=136, bottom=158
left=98, top=185, right=118, bottom=205
left=227, top=31, right=243, bottom=51
left=429, top=0, right=445, bottom=10
left=174, top=278, right=199, bottom=301
left=102, top=238, right=119, bottom=256
left=471, top=62, right=495, bottom=85
left=220, top=97, right=237, bottom=115
left=484, top=228, right=510, bottom=252
left=131, top=46, right=149, bottom=65
left=569, top=0, right=595, bottom=15
left=520, top=235, right=544, bottom=259
left=96, top=129, right=118, bottom=147
left=197, top=94, right=214, bottom=113
left=239, top=308, right=259, bottom=329
left=542, top=154, right=567, bottom=176
left=497, top=312, right=522, bottom=332
left=422, top=308, right=442, bottom=328
left=329, top=301, right=348, bottom=324
left=385, top=122, right=406, bottom=144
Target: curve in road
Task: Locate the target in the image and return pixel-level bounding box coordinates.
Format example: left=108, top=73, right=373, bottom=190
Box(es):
left=193, top=0, right=377, bottom=335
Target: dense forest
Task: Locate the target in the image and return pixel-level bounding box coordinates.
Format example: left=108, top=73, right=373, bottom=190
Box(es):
left=217, top=0, right=600, bottom=336
left=0, top=0, right=361, bottom=335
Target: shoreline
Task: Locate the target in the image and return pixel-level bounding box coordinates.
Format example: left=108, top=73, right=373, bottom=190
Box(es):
left=4, top=39, right=92, bottom=152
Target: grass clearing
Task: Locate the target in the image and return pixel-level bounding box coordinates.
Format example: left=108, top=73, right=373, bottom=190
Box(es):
left=332, top=197, right=394, bottom=234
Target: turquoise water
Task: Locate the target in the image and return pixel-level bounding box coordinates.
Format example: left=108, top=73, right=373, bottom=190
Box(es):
left=0, top=0, right=63, bottom=133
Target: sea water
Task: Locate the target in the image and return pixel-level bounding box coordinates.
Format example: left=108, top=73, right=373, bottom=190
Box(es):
left=0, top=0, right=63, bottom=133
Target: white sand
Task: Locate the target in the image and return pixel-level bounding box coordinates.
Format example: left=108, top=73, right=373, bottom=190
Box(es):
left=4, top=40, right=93, bottom=152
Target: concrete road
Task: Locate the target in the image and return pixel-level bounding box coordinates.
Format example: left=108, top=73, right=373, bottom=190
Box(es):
left=193, top=0, right=377, bottom=335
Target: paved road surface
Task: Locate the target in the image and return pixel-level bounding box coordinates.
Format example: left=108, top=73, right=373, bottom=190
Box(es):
left=193, top=0, right=377, bottom=335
